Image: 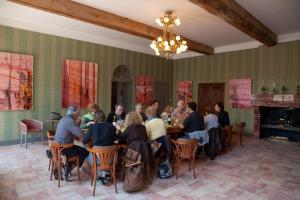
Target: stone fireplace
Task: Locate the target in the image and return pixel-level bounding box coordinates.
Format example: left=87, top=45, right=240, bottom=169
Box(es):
left=252, top=94, right=300, bottom=142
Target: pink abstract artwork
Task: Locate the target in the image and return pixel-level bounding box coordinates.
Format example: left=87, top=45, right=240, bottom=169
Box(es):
left=0, top=52, right=33, bottom=110
left=61, top=59, right=98, bottom=108
left=229, top=78, right=252, bottom=109
left=177, top=81, right=192, bottom=103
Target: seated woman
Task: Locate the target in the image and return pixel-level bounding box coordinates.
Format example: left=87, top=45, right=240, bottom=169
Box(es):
left=117, top=111, right=148, bottom=145
left=135, top=103, right=147, bottom=122
left=145, top=106, right=171, bottom=158
left=160, top=105, right=174, bottom=121
left=82, top=110, right=117, bottom=184
left=80, top=103, right=100, bottom=129
left=204, top=106, right=219, bottom=130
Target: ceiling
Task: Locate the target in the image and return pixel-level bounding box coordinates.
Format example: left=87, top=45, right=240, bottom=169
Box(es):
left=0, top=0, right=300, bottom=59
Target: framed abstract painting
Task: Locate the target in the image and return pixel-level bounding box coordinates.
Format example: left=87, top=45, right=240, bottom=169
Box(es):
left=0, top=52, right=33, bottom=110
left=136, top=75, right=153, bottom=105
left=61, top=59, right=98, bottom=108
left=229, top=78, right=252, bottom=109
left=177, top=80, right=192, bottom=103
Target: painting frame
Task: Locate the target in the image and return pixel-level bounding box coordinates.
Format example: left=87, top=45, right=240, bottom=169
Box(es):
left=61, top=59, right=98, bottom=108
left=177, top=80, right=193, bottom=103
left=0, top=52, right=34, bottom=111
left=229, top=78, right=252, bottom=109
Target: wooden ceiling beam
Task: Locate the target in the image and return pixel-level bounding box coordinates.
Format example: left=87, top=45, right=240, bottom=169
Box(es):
left=8, top=0, right=214, bottom=54
left=189, top=0, right=277, bottom=46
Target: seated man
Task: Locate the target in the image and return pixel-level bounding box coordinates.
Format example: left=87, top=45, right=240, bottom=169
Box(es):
left=106, top=104, right=125, bottom=124
left=172, top=100, right=188, bottom=123
left=54, top=105, right=89, bottom=180
left=182, top=102, right=204, bottom=133
left=180, top=102, right=208, bottom=145
left=82, top=110, right=117, bottom=184
left=215, top=102, right=230, bottom=127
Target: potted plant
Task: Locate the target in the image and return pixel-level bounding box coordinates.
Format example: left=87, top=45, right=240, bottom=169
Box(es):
left=281, top=85, right=288, bottom=94
left=261, top=85, right=268, bottom=94
left=297, top=85, right=300, bottom=94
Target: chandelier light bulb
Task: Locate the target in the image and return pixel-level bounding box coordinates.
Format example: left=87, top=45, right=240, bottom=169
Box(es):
left=170, top=40, right=175, bottom=45
left=157, top=37, right=162, bottom=42
left=164, top=17, right=169, bottom=23
left=174, top=18, right=181, bottom=26
left=164, top=41, right=169, bottom=46
left=150, top=44, right=155, bottom=49
left=182, top=40, right=187, bottom=45
left=165, top=46, right=170, bottom=51
left=155, top=18, right=161, bottom=25
left=176, top=35, right=181, bottom=41
left=156, top=51, right=160, bottom=55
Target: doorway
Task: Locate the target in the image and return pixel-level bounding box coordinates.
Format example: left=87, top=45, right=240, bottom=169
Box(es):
left=198, top=83, right=225, bottom=114
left=153, top=81, right=170, bottom=114
left=111, top=65, right=133, bottom=113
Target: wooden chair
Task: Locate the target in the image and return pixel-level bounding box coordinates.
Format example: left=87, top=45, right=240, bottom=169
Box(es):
left=20, top=119, right=44, bottom=148
left=231, top=122, right=246, bottom=148
left=47, top=130, right=55, bottom=171
left=171, top=139, right=198, bottom=179
left=88, top=145, right=118, bottom=196
left=224, top=125, right=233, bottom=151
left=49, top=141, right=81, bottom=188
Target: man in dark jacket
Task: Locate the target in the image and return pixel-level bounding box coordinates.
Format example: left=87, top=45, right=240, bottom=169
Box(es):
left=106, top=104, right=125, bottom=124
left=182, top=102, right=205, bottom=133
left=215, top=102, right=230, bottom=127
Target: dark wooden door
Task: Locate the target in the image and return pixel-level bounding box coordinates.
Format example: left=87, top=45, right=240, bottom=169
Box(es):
left=198, top=83, right=225, bottom=115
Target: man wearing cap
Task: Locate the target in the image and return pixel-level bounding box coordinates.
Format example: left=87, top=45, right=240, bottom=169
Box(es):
left=54, top=105, right=89, bottom=180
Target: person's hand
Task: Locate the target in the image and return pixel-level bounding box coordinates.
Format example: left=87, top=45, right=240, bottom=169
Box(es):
left=115, top=124, right=121, bottom=132
left=87, top=121, right=95, bottom=126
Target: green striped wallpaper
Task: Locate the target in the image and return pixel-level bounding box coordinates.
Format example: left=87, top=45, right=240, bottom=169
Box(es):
left=0, top=25, right=173, bottom=142
left=173, top=40, right=300, bottom=134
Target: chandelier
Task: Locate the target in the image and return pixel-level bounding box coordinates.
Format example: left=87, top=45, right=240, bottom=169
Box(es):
left=150, top=11, right=188, bottom=58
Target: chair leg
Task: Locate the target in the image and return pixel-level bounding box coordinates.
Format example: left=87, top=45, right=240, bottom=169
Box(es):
left=113, top=167, right=117, bottom=193
left=193, top=156, right=196, bottom=179
left=58, top=163, right=61, bottom=188
left=90, top=166, right=94, bottom=186
left=50, top=160, right=53, bottom=181
left=176, top=159, right=180, bottom=179
left=92, top=166, right=97, bottom=196
left=77, top=159, right=81, bottom=181
left=48, top=158, right=52, bottom=171
left=42, top=131, right=44, bottom=145
left=240, top=134, right=243, bottom=148
left=20, top=133, right=23, bottom=146
left=25, top=134, right=27, bottom=149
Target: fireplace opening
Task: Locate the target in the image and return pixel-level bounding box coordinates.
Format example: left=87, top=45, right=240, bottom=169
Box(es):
left=260, top=107, right=300, bottom=142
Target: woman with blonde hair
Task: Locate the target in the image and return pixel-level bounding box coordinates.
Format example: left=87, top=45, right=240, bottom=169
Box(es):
left=117, top=112, right=148, bottom=145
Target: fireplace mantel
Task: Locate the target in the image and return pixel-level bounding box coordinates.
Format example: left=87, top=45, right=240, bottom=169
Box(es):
left=252, top=94, right=300, bottom=139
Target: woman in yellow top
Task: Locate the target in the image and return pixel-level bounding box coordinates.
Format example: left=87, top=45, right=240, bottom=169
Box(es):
left=145, top=106, right=171, bottom=159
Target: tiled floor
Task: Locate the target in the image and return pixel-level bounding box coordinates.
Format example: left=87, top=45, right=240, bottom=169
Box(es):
left=0, top=137, right=299, bottom=200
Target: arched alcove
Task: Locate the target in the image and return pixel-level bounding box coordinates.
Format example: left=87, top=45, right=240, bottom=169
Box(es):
left=111, top=65, right=133, bottom=113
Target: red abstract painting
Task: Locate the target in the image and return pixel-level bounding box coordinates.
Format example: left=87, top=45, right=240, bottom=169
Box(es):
left=0, top=52, right=33, bottom=110
left=177, top=81, right=192, bottom=103
left=229, top=78, right=252, bottom=109
left=136, top=75, right=153, bottom=105
left=62, top=59, right=98, bottom=108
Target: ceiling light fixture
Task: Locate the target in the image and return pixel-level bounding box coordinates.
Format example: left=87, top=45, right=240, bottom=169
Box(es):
left=150, top=11, right=188, bottom=58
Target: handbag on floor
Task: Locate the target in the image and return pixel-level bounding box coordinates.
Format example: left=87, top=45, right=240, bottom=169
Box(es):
left=158, top=159, right=172, bottom=179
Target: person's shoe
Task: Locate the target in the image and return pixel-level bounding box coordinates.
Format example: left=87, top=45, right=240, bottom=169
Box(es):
left=62, top=164, right=69, bottom=181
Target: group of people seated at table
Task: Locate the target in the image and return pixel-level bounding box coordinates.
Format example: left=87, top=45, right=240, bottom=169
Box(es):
left=52, top=99, right=230, bottom=183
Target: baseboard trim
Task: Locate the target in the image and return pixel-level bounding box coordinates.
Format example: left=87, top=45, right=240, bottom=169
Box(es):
left=0, top=136, right=47, bottom=146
